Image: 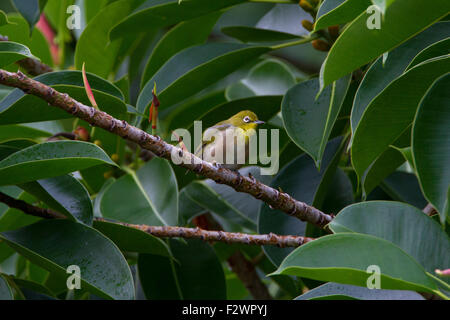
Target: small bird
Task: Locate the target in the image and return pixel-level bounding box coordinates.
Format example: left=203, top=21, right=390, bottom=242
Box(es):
left=195, top=110, right=264, bottom=171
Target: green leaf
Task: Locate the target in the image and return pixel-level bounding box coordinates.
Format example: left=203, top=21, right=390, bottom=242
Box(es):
left=258, top=137, right=344, bottom=266
left=20, top=174, right=93, bottom=225
left=0, top=274, right=13, bottom=299
left=407, top=38, right=450, bottom=70
left=296, top=282, right=424, bottom=300
left=330, top=201, right=450, bottom=287
left=351, top=22, right=450, bottom=136
left=0, top=71, right=127, bottom=125
left=138, top=239, right=226, bottom=300
left=381, top=171, right=427, bottom=209
left=141, top=11, right=222, bottom=88
left=0, top=187, right=40, bottom=232
left=282, top=76, right=350, bottom=168
left=226, top=59, right=296, bottom=100
left=110, top=0, right=247, bottom=40
left=93, top=220, right=171, bottom=258
left=11, top=0, right=45, bottom=33
left=412, top=74, right=450, bottom=223
left=178, top=188, right=206, bottom=226
left=13, top=278, right=56, bottom=300
left=0, top=219, right=134, bottom=299
left=351, top=55, right=450, bottom=180
left=101, top=158, right=178, bottom=226
left=273, top=233, right=438, bottom=294
left=0, top=41, right=37, bottom=68
left=0, top=10, right=11, bottom=27
left=137, top=43, right=270, bottom=117
left=0, top=15, right=52, bottom=66
left=221, top=26, right=300, bottom=43
left=314, top=0, right=371, bottom=32
left=320, top=0, right=450, bottom=89
left=0, top=124, right=51, bottom=144
left=361, top=129, right=410, bottom=198
left=0, top=141, right=115, bottom=186
left=74, top=0, right=142, bottom=78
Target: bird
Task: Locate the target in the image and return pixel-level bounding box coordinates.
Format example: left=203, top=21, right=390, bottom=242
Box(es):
left=195, top=110, right=264, bottom=171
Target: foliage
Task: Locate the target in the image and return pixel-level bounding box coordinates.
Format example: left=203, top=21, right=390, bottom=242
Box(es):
left=0, top=0, right=448, bottom=300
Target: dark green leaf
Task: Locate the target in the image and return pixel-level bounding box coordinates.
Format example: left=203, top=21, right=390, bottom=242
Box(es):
left=0, top=274, right=13, bottom=299
left=222, top=26, right=300, bottom=43
left=314, top=0, right=370, bottom=31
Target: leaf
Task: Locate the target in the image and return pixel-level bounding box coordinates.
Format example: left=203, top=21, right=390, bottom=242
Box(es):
left=20, top=174, right=94, bottom=225
left=74, top=0, right=142, bottom=78
left=273, top=233, right=438, bottom=294
left=0, top=10, right=11, bottom=27
left=407, top=38, right=450, bottom=70
left=11, top=0, right=45, bottom=33
left=351, top=22, right=450, bottom=136
left=0, top=41, right=37, bottom=68
left=329, top=201, right=450, bottom=287
left=109, top=0, right=247, bottom=40
left=141, top=11, right=222, bottom=88
left=0, top=124, right=51, bottom=144
left=314, top=0, right=371, bottom=32
left=0, top=187, right=40, bottom=232
left=0, top=15, right=52, bottom=66
left=381, top=171, right=427, bottom=210
left=0, top=71, right=127, bottom=125
left=351, top=55, right=450, bottom=180
left=0, top=141, right=115, bottom=186
left=282, top=76, right=350, bottom=168
left=0, top=274, right=13, bottom=299
left=258, top=137, right=344, bottom=266
left=320, top=0, right=450, bottom=89
left=93, top=220, right=172, bottom=258
left=412, top=74, right=450, bottom=223
left=138, top=239, right=226, bottom=300
left=296, top=282, right=424, bottom=300
left=0, top=219, right=135, bottom=299
left=226, top=59, right=296, bottom=100
left=222, top=26, right=301, bottom=43
left=137, top=43, right=270, bottom=118
left=101, top=158, right=178, bottom=226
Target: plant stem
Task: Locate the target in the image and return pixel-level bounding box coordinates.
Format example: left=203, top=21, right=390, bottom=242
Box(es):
left=271, top=35, right=319, bottom=50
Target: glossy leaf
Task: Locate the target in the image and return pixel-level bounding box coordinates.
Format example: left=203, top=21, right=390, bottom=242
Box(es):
left=282, top=76, right=350, bottom=168
left=412, top=74, right=450, bottom=223
left=0, top=141, right=115, bottom=186
left=222, top=26, right=300, bottom=43
left=296, top=282, right=424, bottom=300
left=351, top=22, right=450, bottom=135
left=101, top=158, right=178, bottom=226
left=0, top=41, right=37, bottom=67
left=320, top=0, right=450, bottom=89
left=141, top=12, right=222, bottom=87
left=0, top=71, right=126, bottom=125
left=382, top=171, right=427, bottom=209
left=110, top=0, right=247, bottom=40
left=11, top=0, right=46, bottom=32
left=138, top=239, right=226, bottom=300
left=258, top=137, right=344, bottom=266
left=0, top=219, right=134, bottom=299
left=314, top=0, right=370, bottom=31
left=20, top=174, right=93, bottom=225
left=408, top=38, right=450, bottom=70
left=93, top=220, right=171, bottom=258
left=273, top=233, right=438, bottom=294
left=0, top=124, right=51, bottom=144
left=330, top=201, right=450, bottom=287
left=351, top=55, right=450, bottom=179
left=226, top=59, right=296, bottom=100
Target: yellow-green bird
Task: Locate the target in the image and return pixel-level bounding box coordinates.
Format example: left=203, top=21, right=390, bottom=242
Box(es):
left=195, top=110, right=264, bottom=171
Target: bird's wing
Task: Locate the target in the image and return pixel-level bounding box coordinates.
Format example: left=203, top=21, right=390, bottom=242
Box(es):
left=194, top=123, right=234, bottom=156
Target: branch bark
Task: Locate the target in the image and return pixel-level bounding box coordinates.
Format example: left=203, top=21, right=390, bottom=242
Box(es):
left=0, top=69, right=334, bottom=229
left=0, top=191, right=313, bottom=248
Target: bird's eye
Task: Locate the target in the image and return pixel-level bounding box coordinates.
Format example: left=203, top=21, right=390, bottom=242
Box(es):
left=243, top=116, right=251, bottom=123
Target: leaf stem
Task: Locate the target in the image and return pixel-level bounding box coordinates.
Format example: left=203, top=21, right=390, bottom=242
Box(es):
left=270, top=35, right=319, bottom=50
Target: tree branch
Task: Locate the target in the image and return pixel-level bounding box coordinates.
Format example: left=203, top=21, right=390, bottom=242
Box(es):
left=0, top=35, right=53, bottom=76
left=0, top=191, right=313, bottom=248
left=0, top=69, right=333, bottom=229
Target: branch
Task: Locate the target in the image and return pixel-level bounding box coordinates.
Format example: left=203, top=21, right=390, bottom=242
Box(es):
left=0, top=36, right=53, bottom=76
left=0, top=191, right=313, bottom=248
left=0, top=69, right=333, bottom=229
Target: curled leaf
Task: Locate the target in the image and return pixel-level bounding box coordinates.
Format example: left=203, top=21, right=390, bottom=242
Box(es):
left=82, top=62, right=98, bottom=109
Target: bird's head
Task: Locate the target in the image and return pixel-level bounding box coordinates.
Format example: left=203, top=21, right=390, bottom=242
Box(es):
left=227, top=110, right=265, bottom=131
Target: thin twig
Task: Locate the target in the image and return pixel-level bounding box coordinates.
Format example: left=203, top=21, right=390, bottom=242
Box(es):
left=0, top=191, right=313, bottom=248
left=0, top=69, right=334, bottom=229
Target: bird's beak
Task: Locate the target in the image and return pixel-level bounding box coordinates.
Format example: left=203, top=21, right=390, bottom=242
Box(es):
left=253, top=120, right=265, bottom=125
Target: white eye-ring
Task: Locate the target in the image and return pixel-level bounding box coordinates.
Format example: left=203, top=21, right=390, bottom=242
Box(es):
left=243, top=116, right=251, bottom=123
